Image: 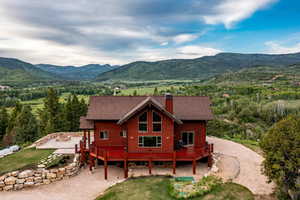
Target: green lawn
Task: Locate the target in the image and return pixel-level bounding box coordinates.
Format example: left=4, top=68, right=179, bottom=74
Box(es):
left=0, top=148, right=54, bottom=175
left=119, top=86, right=180, bottom=95
left=96, top=176, right=254, bottom=200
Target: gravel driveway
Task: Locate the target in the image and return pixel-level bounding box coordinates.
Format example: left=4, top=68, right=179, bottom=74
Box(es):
left=1, top=137, right=274, bottom=199
left=207, top=136, right=275, bottom=195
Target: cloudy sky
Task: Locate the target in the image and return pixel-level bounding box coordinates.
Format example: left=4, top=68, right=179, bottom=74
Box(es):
left=0, top=0, right=300, bottom=65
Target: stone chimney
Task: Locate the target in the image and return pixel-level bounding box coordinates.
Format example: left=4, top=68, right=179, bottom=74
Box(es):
left=165, top=93, right=173, bottom=114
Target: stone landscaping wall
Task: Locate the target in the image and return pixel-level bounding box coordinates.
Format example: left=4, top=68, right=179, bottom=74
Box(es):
left=0, top=155, right=80, bottom=192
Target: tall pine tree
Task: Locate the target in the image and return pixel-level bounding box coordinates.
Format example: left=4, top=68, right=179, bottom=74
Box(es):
left=14, top=105, right=38, bottom=144
left=0, top=107, right=9, bottom=143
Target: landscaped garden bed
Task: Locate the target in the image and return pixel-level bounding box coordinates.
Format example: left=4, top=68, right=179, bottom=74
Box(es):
left=96, top=176, right=254, bottom=200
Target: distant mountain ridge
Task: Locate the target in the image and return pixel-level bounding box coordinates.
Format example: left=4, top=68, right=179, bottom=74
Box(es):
left=36, top=64, right=118, bottom=80
left=96, top=52, right=300, bottom=81
left=0, top=57, right=59, bottom=83
left=1, top=52, right=300, bottom=84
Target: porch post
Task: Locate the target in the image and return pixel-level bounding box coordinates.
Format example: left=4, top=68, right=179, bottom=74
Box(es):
left=83, top=130, right=87, bottom=150
left=172, top=151, right=176, bottom=174
left=192, top=159, right=196, bottom=175
left=104, top=151, right=108, bottom=180
left=88, top=130, right=91, bottom=148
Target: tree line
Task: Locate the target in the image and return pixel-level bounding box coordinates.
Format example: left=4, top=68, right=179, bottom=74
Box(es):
left=0, top=88, right=87, bottom=148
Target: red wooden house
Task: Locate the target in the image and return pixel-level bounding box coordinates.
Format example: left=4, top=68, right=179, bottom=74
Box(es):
left=77, top=94, right=214, bottom=179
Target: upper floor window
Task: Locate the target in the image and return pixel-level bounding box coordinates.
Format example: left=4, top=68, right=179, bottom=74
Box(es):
left=100, top=131, right=109, bottom=140
left=152, top=111, right=162, bottom=132
left=139, top=112, right=147, bottom=132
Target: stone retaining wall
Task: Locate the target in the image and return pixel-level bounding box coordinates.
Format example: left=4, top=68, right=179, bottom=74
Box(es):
left=0, top=155, right=80, bottom=192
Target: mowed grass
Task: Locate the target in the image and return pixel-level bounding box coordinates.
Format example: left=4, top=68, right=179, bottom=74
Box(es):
left=119, top=86, right=180, bottom=95
left=0, top=148, right=54, bottom=175
left=96, top=176, right=254, bottom=200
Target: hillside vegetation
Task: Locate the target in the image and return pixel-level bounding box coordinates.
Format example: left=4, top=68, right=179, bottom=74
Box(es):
left=36, top=64, right=118, bottom=80
left=96, top=52, right=300, bottom=81
left=0, top=57, right=59, bottom=84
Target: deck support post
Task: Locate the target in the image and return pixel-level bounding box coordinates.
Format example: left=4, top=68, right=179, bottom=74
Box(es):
left=104, top=151, right=108, bottom=180
left=124, top=152, right=128, bottom=178
left=172, top=151, right=176, bottom=174
left=89, top=154, right=93, bottom=171
left=87, top=130, right=91, bottom=149
left=192, top=159, right=196, bottom=175
left=83, top=130, right=87, bottom=150
left=148, top=158, right=152, bottom=175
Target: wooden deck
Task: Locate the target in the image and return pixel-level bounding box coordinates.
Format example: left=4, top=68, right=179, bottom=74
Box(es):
left=76, top=134, right=213, bottom=180
left=88, top=144, right=213, bottom=162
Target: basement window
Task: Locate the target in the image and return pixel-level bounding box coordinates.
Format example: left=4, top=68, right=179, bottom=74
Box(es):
left=138, top=112, right=148, bottom=132
left=138, top=136, right=162, bottom=147
left=100, top=131, right=109, bottom=140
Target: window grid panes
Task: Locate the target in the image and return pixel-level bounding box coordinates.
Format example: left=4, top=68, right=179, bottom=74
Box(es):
left=138, top=136, right=162, bottom=147
left=139, top=112, right=147, bottom=132
left=152, top=111, right=162, bottom=132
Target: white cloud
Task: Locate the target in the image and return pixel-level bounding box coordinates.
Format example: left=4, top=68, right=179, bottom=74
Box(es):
left=202, top=0, right=277, bottom=28
left=173, top=34, right=198, bottom=44
left=177, top=45, right=222, bottom=57
left=0, top=0, right=274, bottom=65
left=265, top=41, right=300, bottom=54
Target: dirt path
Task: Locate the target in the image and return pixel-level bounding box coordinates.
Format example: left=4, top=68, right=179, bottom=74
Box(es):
left=207, top=136, right=275, bottom=195
left=1, top=137, right=274, bottom=199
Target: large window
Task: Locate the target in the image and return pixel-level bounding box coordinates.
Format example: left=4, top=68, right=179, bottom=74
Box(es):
left=100, top=131, right=109, bottom=140
left=139, top=112, right=147, bottom=132
left=182, top=132, right=194, bottom=146
left=138, top=136, right=162, bottom=147
left=152, top=111, right=162, bottom=132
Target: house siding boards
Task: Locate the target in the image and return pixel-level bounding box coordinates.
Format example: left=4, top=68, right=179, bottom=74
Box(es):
left=94, top=121, right=126, bottom=147
left=126, top=107, right=174, bottom=153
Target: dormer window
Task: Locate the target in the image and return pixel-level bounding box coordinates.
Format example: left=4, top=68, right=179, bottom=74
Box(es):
left=139, top=112, right=147, bottom=132
left=152, top=111, right=162, bottom=132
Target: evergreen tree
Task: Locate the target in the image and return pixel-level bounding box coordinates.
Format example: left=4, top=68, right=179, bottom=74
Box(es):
left=133, top=90, right=137, bottom=96
left=153, top=87, right=159, bottom=95
left=0, top=107, right=9, bottom=142
left=14, top=105, right=38, bottom=144
left=39, top=88, right=63, bottom=135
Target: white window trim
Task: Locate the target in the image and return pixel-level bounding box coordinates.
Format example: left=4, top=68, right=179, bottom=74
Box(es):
left=100, top=130, right=109, bottom=140
left=152, top=111, right=162, bottom=133
left=138, top=111, right=148, bottom=133
left=138, top=136, right=162, bottom=148
left=181, top=131, right=194, bottom=146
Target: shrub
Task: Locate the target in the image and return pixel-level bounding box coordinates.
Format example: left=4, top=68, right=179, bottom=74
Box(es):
left=168, top=176, right=222, bottom=199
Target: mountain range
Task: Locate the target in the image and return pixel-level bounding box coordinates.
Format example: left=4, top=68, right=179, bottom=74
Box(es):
left=36, top=64, right=118, bottom=80
left=1, top=52, right=300, bottom=84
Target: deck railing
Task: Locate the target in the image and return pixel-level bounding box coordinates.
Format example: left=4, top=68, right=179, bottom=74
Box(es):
left=84, top=141, right=213, bottom=161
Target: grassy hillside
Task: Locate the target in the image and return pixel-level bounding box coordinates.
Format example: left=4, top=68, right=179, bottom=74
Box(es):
left=96, top=52, right=300, bottom=81
left=0, top=57, right=59, bottom=84
left=36, top=64, right=118, bottom=80
left=209, top=64, right=300, bottom=84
